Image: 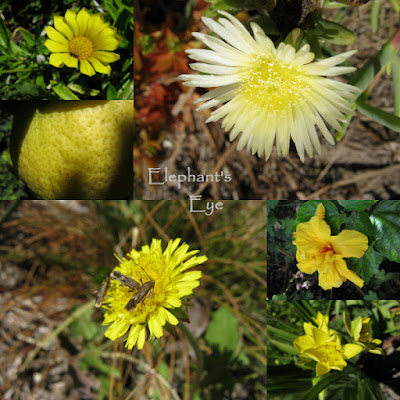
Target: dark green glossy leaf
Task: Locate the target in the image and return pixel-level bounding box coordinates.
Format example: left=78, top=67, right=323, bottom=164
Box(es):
left=370, top=200, right=400, bottom=262
left=350, top=246, right=384, bottom=284
left=345, top=211, right=376, bottom=243
left=337, top=200, right=377, bottom=212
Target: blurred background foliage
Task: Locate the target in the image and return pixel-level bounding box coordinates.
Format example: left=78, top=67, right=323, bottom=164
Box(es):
left=267, top=200, right=400, bottom=300
left=267, top=300, right=400, bottom=400
left=0, top=200, right=266, bottom=399
left=0, top=0, right=133, bottom=100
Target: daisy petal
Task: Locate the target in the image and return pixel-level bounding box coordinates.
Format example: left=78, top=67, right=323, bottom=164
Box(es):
left=79, top=58, right=95, bottom=76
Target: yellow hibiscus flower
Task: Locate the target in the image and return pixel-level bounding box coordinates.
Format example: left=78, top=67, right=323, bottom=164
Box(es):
left=293, top=203, right=368, bottom=290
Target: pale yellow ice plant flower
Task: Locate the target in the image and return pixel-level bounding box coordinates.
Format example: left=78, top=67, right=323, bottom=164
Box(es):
left=293, top=203, right=368, bottom=290
left=101, top=238, right=206, bottom=350
left=344, top=315, right=385, bottom=355
left=294, top=315, right=363, bottom=376
left=179, top=11, right=360, bottom=162
left=44, top=8, right=121, bottom=76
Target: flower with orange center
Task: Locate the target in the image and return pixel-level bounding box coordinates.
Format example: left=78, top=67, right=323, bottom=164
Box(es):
left=293, top=203, right=368, bottom=290
left=44, top=8, right=121, bottom=76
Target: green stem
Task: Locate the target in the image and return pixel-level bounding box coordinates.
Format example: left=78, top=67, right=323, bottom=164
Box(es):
left=178, top=321, right=204, bottom=398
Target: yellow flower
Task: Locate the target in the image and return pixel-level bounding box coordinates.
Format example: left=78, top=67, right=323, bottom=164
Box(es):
left=346, top=316, right=385, bottom=355
left=101, top=239, right=206, bottom=349
left=44, top=8, right=121, bottom=76
left=293, top=203, right=368, bottom=290
left=294, top=317, right=363, bottom=376
left=179, top=11, right=360, bottom=162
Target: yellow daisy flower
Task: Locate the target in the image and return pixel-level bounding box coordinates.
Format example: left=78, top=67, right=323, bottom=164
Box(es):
left=179, top=11, right=360, bottom=162
left=100, top=238, right=206, bottom=350
left=44, top=8, right=121, bottom=76
left=292, top=203, right=368, bottom=290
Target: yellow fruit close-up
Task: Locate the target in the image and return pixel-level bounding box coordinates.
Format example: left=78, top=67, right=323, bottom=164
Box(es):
left=10, top=100, right=133, bottom=199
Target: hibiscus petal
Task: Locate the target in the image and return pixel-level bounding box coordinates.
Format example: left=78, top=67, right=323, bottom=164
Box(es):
left=331, top=230, right=368, bottom=258
left=334, top=258, right=364, bottom=288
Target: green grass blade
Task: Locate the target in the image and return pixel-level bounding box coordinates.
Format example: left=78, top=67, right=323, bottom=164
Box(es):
left=393, top=54, right=400, bottom=116
left=370, top=0, right=381, bottom=34
left=355, top=101, right=400, bottom=132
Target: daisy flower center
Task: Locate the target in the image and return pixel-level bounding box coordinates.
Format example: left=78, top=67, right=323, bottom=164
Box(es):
left=68, top=36, right=94, bottom=59
left=241, top=55, right=310, bottom=113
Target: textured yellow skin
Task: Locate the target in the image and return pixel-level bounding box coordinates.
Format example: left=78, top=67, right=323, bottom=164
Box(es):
left=11, top=100, right=133, bottom=199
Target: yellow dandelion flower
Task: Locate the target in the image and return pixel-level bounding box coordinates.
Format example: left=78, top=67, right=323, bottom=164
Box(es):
left=100, top=238, right=206, bottom=350
left=293, top=203, right=368, bottom=290
left=179, top=11, right=360, bottom=162
left=294, top=316, right=363, bottom=376
left=44, top=8, right=121, bottom=76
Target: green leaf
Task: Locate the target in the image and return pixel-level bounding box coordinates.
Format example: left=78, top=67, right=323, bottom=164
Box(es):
left=117, top=78, right=133, bottom=100
left=393, top=54, right=400, bottom=116
left=370, top=200, right=400, bottom=262
left=299, top=365, right=355, bottom=400
left=115, top=8, right=132, bottom=31
left=50, top=81, right=80, bottom=100
left=17, top=27, right=35, bottom=48
left=364, top=290, right=379, bottom=300
left=317, top=19, right=356, bottom=45
left=104, top=0, right=118, bottom=22
left=267, top=335, right=298, bottom=355
left=349, top=246, right=384, bottom=285
left=267, top=324, right=298, bottom=343
left=204, top=306, right=239, bottom=360
left=270, top=294, right=287, bottom=300
left=0, top=18, right=12, bottom=54
left=349, top=28, right=400, bottom=93
left=370, top=0, right=381, bottom=34
left=355, top=101, right=400, bottom=132
left=345, top=211, right=376, bottom=243
left=337, top=200, right=377, bottom=212
left=294, top=200, right=345, bottom=235
left=106, top=84, right=118, bottom=100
